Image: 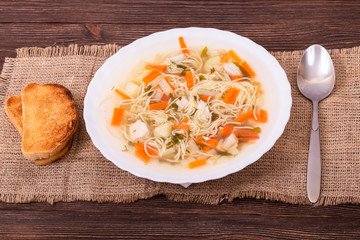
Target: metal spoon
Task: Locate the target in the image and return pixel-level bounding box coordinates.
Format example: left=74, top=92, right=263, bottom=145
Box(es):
left=297, top=45, right=335, bottom=203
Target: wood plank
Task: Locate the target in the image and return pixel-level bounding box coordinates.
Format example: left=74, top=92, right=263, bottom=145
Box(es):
left=1, top=1, right=360, bottom=239
left=1, top=22, right=360, bottom=61
left=0, top=197, right=360, bottom=239
left=0, top=0, right=360, bottom=24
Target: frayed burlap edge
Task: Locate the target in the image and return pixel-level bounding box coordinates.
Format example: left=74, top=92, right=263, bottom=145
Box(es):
left=16, top=44, right=121, bottom=58
left=0, top=58, right=15, bottom=105
left=14, top=44, right=360, bottom=59
left=1, top=191, right=359, bottom=206
left=1, top=44, right=360, bottom=206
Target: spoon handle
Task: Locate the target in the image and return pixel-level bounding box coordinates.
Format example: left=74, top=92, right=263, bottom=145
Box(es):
left=307, top=100, right=321, bottom=203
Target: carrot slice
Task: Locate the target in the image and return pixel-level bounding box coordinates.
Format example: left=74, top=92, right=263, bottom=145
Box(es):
left=135, top=142, right=157, bottom=156
left=173, top=123, right=190, bottom=130
left=115, top=89, right=131, bottom=99
left=195, top=136, right=219, bottom=151
left=234, top=129, right=260, bottom=139
left=230, top=75, right=243, bottom=81
left=220, top=52, right=231, bottom=63
left=135, top=149, right=151, bottom=163
left=164, top=77, right=176, bottom=90
left=178, top=36, right=190, bottom=55
left=229, top=50, right=242, bottom=63
left=195, top=136, right=206, bottom=145
left=111, top=108, right=125, bottom=126
left=220, top=124, right=233, bottom=137
left=198, top=95, right=215, bottom=102
left=188, top=159, right=207, bottom=169
left=173, top=117, right=190, bottom=130
left=241, top=61, right=255, bottom=77
left=237, top=136, right=259, bottom=142
left=149, top=101, right=168, bottom=110
left=202, top=146, right=211, bottom=151
left=223, top=87, right=240, bottom=104
left=185, top=71, right=195, bottom=90
left=145, top=64, right=167, bottom=72
left=143, top=70, right=161, bottom=84
left=205, top=139, right=219, bottom=148
left=234, top=110, right=254, bottom=123
left=161, top=94, right=170, bottom=101
left=254, top=109, right=268, bottom=123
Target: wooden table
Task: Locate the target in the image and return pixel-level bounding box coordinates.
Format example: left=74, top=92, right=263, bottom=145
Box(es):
left=1, top=1, right=360, bottom=239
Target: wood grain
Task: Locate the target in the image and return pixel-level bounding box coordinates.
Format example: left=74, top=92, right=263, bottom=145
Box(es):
left=1, top=0, right=360, bottom=239
left=1, top=197, right=360, bottom=239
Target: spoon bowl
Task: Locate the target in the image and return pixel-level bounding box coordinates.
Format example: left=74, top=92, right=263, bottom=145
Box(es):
left=298, top=45, right=335, bottom=100
left=297, top=44, right=335, bottom=203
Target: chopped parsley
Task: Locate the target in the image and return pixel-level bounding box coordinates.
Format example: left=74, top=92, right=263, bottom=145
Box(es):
left=211, top=113, right=218, bottom=121
left=201, top=46, right=208, bottom=58
left=171, top=103, right=179, bottom=111
left=216, top=150, right=232, bottom=156
left=122, top=145, right=129, bottom=152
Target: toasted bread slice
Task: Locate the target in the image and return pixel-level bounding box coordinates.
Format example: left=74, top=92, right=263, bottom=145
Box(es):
left=34, top=138, right=73, bottom=166
left=5, top=94, right=73, bottom=165
left=21, top=83, right=79, bottom=161
left=5, top=95, right=23, bottom=134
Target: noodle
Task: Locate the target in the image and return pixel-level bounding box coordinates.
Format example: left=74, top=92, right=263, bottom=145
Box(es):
left=107, top=37, right=267, bottom=168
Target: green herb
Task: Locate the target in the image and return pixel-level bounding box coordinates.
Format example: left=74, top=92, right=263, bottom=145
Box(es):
left=166, top=141, right=174, bottom=149
left=216, top=150, right=232, bottom=156
left=127, top=141, right=134, bottom=146
left=169, top=93, right=174, bottom=100
left=211, top=113, right=218, bottom=121
left=122, top=145, right=128, bottom=152
left=146, top=90, right=154, bottom=96
left=252, top=127, right=261, bottom=133
left=234, top=62, right=248, bottom=77
left=210, top=67, right=215, bottom=74
left=198, top=145, right=204, bottom=150
left=190, top=108, right=197, bottom=116
left=177, top=64, right=188, bottom=74
left=176, top=64, right=187, bottom=70
left=194, top=95, right=199, bottom=101
left=187, top=130, right=191, bottom=135
left=171, top=103, right=179, bottom=111
left=199, top=75, right=206, bottom=81
left=174, top=133, right=184, bottom=140
left=168, top=116, right=175, bottom=121
left=201, top=46, right=208, bottom=58
left=145, top=85, right=152, bottom=92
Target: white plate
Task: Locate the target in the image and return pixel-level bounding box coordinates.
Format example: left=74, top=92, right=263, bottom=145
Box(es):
left=84, top=27, right=292, bottom=184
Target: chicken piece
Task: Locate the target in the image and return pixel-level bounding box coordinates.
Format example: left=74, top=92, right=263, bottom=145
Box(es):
left=223, top=63, right=242, bottom=77
left=169, top=54, right=186, bottom=63
left=220, top=133, right=238, bottom=151
left=175, top=97, right=188, bottom=111
left=154, top=123, right=172, bottom=138
left=129, top=120, right=149, bottom=141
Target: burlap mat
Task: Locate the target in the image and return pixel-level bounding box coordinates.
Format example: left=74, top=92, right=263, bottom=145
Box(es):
left=0, top=44, right=359, bottom=206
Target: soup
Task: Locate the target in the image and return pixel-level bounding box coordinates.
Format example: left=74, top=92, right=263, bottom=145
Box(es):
left=107, top=36, right=267, bottom=169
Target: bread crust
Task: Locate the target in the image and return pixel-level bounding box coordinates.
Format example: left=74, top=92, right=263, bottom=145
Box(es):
left=34, top=138, right=73, bottom=165
left=5, top=95, right=23, bottom=134
left=21, top=83, right=79, bottom=161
